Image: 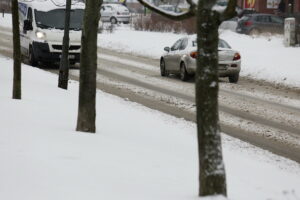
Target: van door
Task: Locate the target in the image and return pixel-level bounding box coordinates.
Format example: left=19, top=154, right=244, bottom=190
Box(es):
left=21, top=7, right=33, bottom=56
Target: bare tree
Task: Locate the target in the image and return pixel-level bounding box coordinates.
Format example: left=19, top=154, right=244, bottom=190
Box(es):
left=76, top=0, right=102, bottom=133
left=58, top=0, right=72, bottom=89
left=137, top=0, right=237, bottom=196
left=11, top=0, right=21, bottom=99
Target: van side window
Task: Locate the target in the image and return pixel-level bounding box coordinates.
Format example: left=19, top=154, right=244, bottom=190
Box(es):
left=27, top=8, right=33, bottom=21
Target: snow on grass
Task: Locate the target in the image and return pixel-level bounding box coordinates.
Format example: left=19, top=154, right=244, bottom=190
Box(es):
left=0, top=13, right=12, bottom=29
left=1, top=55, right=300, bottom=200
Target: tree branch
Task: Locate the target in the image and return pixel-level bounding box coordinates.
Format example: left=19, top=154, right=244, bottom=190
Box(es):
left=220, top=0, right=237, bottom=22
left=136, top=0, right=196, bottom=21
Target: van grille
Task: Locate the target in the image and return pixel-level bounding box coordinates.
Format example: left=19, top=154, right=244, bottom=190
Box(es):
left=52, top=45, right=81, bottom=50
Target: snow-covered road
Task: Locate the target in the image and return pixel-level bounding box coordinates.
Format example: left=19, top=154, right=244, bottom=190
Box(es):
left=0, top=25, right=299, bottom=162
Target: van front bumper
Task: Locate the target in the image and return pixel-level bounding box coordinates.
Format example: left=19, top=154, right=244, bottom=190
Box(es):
left=32, top=42, right=80, bottom=63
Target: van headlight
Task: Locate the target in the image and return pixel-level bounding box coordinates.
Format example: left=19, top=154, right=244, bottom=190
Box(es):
left=36, top=31, right=46, bottom=39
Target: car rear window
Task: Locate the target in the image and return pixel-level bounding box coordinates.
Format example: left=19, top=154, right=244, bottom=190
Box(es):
left=191, top=39, right=231, bottom=49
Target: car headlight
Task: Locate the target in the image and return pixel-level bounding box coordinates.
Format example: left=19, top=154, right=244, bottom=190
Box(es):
left=36, top=31, right=46, bottom=39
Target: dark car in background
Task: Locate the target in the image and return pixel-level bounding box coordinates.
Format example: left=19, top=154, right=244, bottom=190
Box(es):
left=236, top=13, right=284, bottom=35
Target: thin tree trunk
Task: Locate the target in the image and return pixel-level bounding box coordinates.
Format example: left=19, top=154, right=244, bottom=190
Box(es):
left=76, top=0, right=102, bottom=133
left=12, top=0, right=21, bottom=99
left=196, top=3, right=227, bottom=197
left=58, top=0, right=71, bottom=90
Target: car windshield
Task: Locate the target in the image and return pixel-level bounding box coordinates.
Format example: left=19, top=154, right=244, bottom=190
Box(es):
left=192, top=39, right=231, bottom=49
left=35, top=9, right=84, bottom=30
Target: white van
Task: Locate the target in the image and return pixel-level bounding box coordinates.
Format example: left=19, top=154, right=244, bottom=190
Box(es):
left=18, top=0, right=85, bottom=66
left=100, top=3, right=130, bottom=24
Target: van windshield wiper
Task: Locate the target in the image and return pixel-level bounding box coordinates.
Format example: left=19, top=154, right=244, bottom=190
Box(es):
left=37, top=23, right=53, bottom=29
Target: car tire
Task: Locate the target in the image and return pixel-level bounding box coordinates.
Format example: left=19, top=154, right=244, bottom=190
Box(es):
left=249, top=28, right=260, bottom=36
left=180, top=62, right=189, bottom=81
left=110, top=17, right=117, bottom=24
left=228, top=73, right=239, bottom=83
left=29, top=46, right=38, bottom=67
left=160, top=59, right=168, bottom=77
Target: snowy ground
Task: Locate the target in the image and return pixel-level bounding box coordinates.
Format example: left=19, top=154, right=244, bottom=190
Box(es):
left=1, top=55, right=300, bottom=200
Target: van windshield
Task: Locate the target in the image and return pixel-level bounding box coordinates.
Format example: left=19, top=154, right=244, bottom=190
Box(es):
left=35, top=9, right=84, bottom=30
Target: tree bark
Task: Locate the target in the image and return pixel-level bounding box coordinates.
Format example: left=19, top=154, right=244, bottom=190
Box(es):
left=58, top=0, right=71, bottom=90
left=196, top=2, right=227, bottom=197
left=12, top=0, right=21, bottom=99
left=76, top=0, right=102, bottom=133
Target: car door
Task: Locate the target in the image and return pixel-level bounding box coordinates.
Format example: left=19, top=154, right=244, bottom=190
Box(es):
left=255, top=15, right=270, bottom=32
left=168, top=39, right=182, bottom=72
left=270, top=15, right=284, bottom=34
left=100, top=5, right=111, bottom=22
left=22, top=7, right=33, bottom=56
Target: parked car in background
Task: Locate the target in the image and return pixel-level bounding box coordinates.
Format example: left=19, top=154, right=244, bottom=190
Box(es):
left=236, top=13, right=284, bottom=35
left=160, top=37, right=241, bottom=83
left=100, top=3, right=130, bottom=24
left=158, top=4, right=182, bottom=13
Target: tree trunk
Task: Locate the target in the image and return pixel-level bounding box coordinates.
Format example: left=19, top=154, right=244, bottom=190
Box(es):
left=12, top=0, right=21, bottom=99
left=76, top=0, right=102, bottom=133
left=58, top=0, right=71, bottom=90
left=196, top=3, right=227, bottom=197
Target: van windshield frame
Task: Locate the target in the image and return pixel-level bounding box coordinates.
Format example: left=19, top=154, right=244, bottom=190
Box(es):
left=34, top=9, right=84, bottom=30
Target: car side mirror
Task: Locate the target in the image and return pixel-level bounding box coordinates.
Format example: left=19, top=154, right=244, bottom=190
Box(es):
left=23, top=19, right=33, bottom=31
left=164, top=47, right=170, bottom=52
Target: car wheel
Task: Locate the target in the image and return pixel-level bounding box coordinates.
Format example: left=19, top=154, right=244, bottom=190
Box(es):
left=110, top=17, right=117, bottom=24
left=228, top=73, right=239, bottom=83
left=180, top=62, right=189, bottom=81
left=160, top=59, right=168, bottom=77
left=29, top=46, right=38, bottom=67
left=249, top=28, right=260, bottom=36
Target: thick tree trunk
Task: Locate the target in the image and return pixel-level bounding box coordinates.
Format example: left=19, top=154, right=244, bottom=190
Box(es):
left=196, top=3, right=227, bottom=197
left=12, top=0, right=21, bottom=99
left=58, top=0, right=71, bottom=90
left=76, top=0, right=102, bottom=133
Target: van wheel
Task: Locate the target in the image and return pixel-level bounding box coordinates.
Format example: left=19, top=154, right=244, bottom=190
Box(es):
left=180, top=62, right=189, bottom=81
left=29, top=46, right=38, bottom=67
left=110, top=17, right=117, bottom=24
left=228, top=73, right=239, bottom=83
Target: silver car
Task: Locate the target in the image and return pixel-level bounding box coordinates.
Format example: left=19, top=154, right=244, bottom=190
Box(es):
left=160, top=37, right=241, bottom=83
left=100, top=4, right=130, bottom=24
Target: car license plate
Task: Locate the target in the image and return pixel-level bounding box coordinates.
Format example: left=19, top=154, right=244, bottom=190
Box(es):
left=219, top=65, right=227, bottom=70
left=59, top=54, right=75, bottom=59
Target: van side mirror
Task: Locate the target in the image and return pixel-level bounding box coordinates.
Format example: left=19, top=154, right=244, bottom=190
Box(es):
left=23, top=19, right=33, bottom=31
left=164, top=47, right=170, bottom=52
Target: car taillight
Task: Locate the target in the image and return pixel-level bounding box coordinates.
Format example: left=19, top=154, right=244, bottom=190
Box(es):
left=117, top=12, right=120, bottom=15
left=233, top=53, right=241, bottom=61
left=190, top=51, right=198, bottom=59
left=244, top=21, right=252, bottom=26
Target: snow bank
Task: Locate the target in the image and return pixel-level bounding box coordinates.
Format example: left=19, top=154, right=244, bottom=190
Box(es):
left=0, top=55, right=300, bottom=199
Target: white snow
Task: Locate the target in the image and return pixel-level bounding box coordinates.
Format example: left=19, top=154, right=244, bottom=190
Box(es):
left=1, top=54, right=300, bottom=199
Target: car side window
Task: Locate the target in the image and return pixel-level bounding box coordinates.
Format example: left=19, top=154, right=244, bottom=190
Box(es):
left=256, top=15, right=270, bottom=23
left=179, top=38, right=188, bottom=50
left=270, top=16, right=284, bottom=24
left=171, top=39, right=182, bottom=51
